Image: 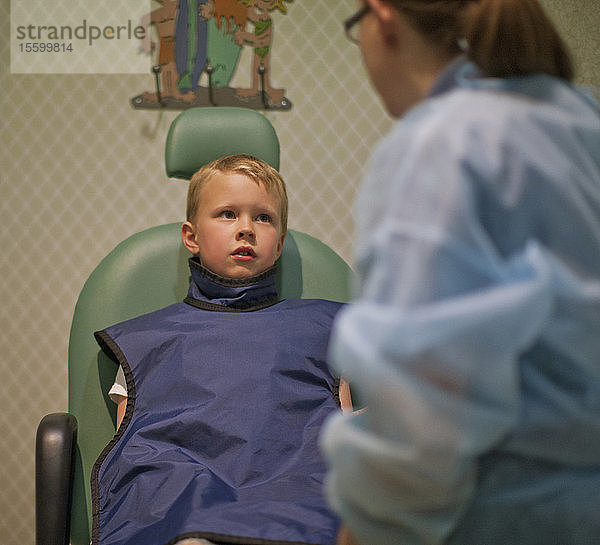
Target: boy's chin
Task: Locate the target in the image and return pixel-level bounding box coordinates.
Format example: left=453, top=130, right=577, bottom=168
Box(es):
left=206, top=262, right=271, bottom=280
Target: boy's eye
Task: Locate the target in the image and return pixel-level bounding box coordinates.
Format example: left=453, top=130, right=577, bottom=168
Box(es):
left=256, top=213, right=271, bottom=223
left=220, top=210, right=236, bottom=219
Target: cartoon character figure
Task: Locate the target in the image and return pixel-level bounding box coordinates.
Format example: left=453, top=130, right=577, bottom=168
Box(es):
left=137, top=0, right=195, bottom=104
left=175, top=0, right=209, bottom=93
left=203, top=0, right=248, bottom=88
left=235, top=0, right=292, bottom=107
left=131, top=0, right=293, bottom=110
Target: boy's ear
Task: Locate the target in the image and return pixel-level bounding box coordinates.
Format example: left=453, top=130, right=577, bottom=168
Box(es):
left=181, top=221, right=200, bottom=255
left=276, top=232, right=286, bottom=258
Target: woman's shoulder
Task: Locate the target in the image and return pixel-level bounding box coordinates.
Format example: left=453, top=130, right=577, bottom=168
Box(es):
left=382, top=74, right=597, bottom=164
left=432, top=73, right=596, bottom=136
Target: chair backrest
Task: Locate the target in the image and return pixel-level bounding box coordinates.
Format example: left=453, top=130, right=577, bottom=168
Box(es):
left=67, top=108, right=352, bottom=544
left=165, top=107, right=280, bottom=177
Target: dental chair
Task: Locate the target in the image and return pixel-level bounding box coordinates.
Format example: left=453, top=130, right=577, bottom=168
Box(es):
left=35, top=107, right=352, bottom=545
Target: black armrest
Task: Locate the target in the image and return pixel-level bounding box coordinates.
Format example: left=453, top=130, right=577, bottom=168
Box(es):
left=36, top=412, right=78, bottom=545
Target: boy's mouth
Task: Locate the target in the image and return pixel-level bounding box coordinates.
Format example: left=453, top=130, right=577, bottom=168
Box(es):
left=232, top=246, right=256, bottom=260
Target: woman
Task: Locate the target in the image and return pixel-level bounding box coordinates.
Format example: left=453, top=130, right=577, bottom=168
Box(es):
left=322, top=1, right=600, bottom=544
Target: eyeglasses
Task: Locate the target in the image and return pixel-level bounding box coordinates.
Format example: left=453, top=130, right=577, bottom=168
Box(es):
left=343, top=5, right=370, bottom=45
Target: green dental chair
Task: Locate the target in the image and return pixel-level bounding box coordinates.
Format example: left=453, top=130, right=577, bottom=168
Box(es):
left=35, top=107, right=352, bottom=545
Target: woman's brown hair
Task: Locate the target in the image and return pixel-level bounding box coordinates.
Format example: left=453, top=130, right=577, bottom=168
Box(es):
left=390, top=0, right=574, bottom=81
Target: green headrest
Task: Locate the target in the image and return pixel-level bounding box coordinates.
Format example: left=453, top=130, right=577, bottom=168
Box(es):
left=165, top=107, right=280, bottom=179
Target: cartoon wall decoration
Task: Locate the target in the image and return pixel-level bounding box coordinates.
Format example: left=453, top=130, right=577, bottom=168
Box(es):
left=132, top=0, right=292, bottom=111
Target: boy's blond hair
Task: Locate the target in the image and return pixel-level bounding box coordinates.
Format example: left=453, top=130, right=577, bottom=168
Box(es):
left=187, top=154, right=288, bottom=234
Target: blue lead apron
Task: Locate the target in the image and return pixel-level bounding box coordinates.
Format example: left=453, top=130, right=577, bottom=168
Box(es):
left=91, top=260, right=343, bottom=545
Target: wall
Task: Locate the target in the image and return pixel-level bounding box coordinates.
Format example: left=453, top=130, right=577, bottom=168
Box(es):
left=1, top=1, right=598, bottom=543
left=1, top=2, right=391, bottom=542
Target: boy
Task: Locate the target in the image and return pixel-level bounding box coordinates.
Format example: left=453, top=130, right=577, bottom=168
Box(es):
left=92, top=155, right=349, bottom=545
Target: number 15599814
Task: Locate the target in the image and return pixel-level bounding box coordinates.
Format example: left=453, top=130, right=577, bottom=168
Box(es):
left=18, top=42, right=73, bottom=53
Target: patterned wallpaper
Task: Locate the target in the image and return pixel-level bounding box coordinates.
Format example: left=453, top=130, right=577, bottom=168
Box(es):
left=1, top=1, right=598, bottom=543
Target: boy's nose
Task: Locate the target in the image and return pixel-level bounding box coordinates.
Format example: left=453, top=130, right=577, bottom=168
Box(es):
left=236, top=222, right=255, bottom=239
left=237, top=228, right=254, bottom=239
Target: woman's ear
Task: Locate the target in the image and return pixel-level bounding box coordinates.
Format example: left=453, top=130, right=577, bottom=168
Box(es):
left=368, top=0, right=403, bottom=44
left=369, top=0, right=397, bottom=24
left=181, top=221, right=200, bottom=255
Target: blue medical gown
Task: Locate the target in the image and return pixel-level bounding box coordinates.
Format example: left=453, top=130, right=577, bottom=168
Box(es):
left=322, top=60, right=600, bottom=544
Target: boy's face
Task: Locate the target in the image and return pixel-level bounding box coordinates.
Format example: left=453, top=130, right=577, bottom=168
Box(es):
left=182, top=172, right=285, bottom=279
